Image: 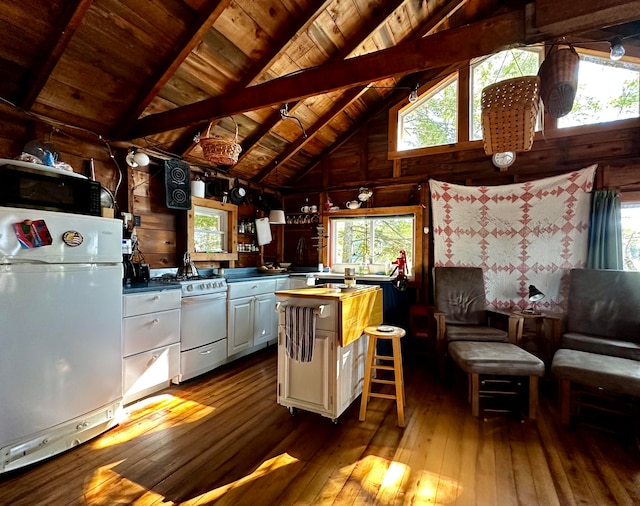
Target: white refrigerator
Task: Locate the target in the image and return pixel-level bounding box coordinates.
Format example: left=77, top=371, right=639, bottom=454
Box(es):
left=0, top=206, right=123, bottom=474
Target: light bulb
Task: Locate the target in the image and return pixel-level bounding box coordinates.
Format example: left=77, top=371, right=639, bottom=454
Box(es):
left=408, top=87, right=419, bottom=103
left=132, top=151, right=150, bottom=167
left=610, top=38, right=625, bottom=61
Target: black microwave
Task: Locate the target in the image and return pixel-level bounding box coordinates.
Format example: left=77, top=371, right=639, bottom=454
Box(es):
left=0, top=164, right=102, bottom=216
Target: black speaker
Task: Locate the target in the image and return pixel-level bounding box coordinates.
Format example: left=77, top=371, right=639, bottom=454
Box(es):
left=164, top=160, right=191, bottom=210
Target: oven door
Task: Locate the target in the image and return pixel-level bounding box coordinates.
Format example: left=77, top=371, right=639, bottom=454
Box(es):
left=180, top=292, right=227, bottom=351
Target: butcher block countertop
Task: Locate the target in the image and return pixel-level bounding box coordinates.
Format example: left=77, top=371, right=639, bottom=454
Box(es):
left=276, top=284, right=383, bottom=347
left=275, top=283, right=378, bottom=300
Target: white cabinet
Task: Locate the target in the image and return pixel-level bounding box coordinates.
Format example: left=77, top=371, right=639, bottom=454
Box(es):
left=275, top=287, right=382, bottom=422
left=228, top=296, right=254, bottom=354
left=227, top=279, right=279, bottom=357
left=278, top=329, right=333, bottom=414
left=122, top=289, right=181, bottom=405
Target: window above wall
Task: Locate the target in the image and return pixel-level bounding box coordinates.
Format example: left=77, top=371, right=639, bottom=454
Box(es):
left=389, top=46, right=639, bottom=159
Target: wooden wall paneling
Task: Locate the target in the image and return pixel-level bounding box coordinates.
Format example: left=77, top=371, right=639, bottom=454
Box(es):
left=131, top=165, right=180, bottom=268
left=359, top=124, right=368, bottom=180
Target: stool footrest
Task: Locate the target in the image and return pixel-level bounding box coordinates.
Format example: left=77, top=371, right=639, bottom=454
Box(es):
left=369, top=392, right=397, bottom=400
left=374, top=355, right=394, bottom=361
left=372, top=378, right=396, bottom=385
left=372, top=364, right=394, bottom=371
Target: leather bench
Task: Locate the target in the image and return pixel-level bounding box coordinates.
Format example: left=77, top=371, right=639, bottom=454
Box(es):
left=448, top=341, right=545, bottom=418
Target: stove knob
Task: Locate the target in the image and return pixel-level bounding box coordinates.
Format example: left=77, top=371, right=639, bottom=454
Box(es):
left=186, top=285, right=194, bottom=291
left=206, top=282, right=212, bottom=288
left=200, top=283, right=206, bottom=289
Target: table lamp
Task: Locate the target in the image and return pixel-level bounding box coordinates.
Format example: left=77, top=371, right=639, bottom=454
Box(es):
left=524, top=284, right=545, bottom=314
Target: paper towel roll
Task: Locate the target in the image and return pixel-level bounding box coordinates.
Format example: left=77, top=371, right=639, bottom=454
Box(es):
left=191, top=180, right=205, bottom=198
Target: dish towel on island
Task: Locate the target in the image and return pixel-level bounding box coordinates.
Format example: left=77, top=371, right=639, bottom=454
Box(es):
left=284, top=306, right=317, bottom=362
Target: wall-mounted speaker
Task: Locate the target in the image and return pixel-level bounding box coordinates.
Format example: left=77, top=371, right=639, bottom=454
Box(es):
left=164, top=160, right=191, bottom=210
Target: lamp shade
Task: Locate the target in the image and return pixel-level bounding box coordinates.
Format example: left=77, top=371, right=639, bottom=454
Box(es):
left=528, top=284, right=545, bottom=302
left=268, top=209, right=286, bottom=224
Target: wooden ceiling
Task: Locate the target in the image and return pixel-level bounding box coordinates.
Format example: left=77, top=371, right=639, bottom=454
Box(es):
left=1, top=0, right=639, bottom=189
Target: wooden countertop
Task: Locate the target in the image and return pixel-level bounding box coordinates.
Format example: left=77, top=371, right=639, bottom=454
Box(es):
left=275, top=284, right=380, bottom=300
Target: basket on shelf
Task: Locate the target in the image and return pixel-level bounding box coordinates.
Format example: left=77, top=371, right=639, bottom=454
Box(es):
left=198, top=117, right=242, bottom=166
left=537, top=45, right=580, bottom=118
left=481, top=76, right=541, bottom=155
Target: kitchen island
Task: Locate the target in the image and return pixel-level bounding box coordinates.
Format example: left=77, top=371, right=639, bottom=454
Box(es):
left=275, top=284, right=383, bottom=422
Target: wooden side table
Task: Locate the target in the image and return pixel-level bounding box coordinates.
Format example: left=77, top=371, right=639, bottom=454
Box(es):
left=512, top=310, right=564, bottom=364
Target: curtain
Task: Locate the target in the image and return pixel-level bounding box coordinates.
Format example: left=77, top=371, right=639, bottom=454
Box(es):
left=586, top=190, right=623, bottom=269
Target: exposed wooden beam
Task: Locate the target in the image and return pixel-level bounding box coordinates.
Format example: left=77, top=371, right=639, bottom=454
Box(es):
left=528, top=0, right=640, bottom=41
left=114, top=0, right=233, bottom=139
left=253, top=87, right=369, bottom=183
left=174, top=0, right=335, bottom=157
left=252, top=0, right=478, bottom=184
left=289, top=64, right=462, bottom=185
left=20, top=0, right=95, bottom=109
left=128, top=10, right=526, bottom=140
left=226, top=0, right=406, bottom=166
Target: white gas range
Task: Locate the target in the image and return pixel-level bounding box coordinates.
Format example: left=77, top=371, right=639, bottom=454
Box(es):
left=160, top=275, right=229, bottom=382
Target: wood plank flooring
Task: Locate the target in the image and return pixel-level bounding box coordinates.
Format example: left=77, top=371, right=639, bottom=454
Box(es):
left=1, top=343, right=640, bottom=506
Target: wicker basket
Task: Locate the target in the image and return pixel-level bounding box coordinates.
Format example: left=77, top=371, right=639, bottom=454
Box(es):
left=481, top=76, right=540, bottom=155
left=199, top=118, right=242, bottom=166
left=538, top=45, right=580, bottom=118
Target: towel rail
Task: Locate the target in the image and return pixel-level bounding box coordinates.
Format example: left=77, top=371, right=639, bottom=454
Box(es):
left=275, top=302, right=329, bottom=318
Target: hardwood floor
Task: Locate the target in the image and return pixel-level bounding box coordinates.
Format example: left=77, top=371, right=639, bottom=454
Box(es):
left=1, top=343, right=640, bottom=506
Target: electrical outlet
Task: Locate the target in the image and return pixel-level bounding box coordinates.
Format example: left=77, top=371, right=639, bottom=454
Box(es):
left=133, top=215, right=141, bottom=227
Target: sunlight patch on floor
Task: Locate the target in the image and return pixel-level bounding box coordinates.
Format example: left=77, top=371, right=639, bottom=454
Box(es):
left=180, top=452, right=299, bottom=505
left=91, top=394, right=215, bottom=450
left=82, top=460, right=166, bottom=505
left=413, top=469, right=463, bottom=505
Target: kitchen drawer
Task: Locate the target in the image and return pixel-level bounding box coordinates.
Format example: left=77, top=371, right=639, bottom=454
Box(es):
left=123, top=308, right=181, bottom=357
left=180, top=338, right=228, bottom=382
left=227, top=279, right=277, bottom=299
left=275, top=277, right=289, bottom=291
left=123, top=289, right=181, bottom=317
left=123, top=343, right=180, bottom=404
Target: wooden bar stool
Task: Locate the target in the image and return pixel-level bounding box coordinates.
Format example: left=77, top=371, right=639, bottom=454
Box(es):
left=359, top=325, right=406, bottom=427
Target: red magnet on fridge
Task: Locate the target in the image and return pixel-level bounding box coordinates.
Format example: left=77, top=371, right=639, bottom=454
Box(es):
left=12, top=219, right=53, bottom=249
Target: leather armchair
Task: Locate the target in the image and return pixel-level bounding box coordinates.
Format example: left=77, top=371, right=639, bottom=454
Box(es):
left=429, top=267, right=524, bottom=378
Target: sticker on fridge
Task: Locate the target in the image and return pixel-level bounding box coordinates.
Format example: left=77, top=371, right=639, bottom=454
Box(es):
left=12, top=219, right=53, bottom=249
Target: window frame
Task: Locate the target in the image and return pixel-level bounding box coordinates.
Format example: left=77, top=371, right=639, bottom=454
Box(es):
left=388, top=46, right=640, bottom=161
left=322, top=205, right=424, bottom=282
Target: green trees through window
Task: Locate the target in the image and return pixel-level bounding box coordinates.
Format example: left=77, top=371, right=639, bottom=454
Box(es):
left=330, top=215, right=414, bottom=273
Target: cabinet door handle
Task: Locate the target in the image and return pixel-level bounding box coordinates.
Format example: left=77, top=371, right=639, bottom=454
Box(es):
left=152, top=318, right=160, bottom=324
left=152, top=295, right=160, bottom=301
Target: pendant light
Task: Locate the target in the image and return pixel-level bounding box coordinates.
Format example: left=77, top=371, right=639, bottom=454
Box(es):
left=268, top=209, right=286, bottom=224
left=268, top=167, right=286, bottom=224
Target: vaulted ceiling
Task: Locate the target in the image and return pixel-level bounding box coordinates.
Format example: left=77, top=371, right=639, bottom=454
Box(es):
left=1, top=0, right=639, bottom=189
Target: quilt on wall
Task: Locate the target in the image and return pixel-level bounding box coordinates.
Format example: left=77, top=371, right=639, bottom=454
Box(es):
left=430, top=165, right=597, bottom=310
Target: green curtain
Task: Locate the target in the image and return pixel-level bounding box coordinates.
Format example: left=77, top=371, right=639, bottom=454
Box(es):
left=586, top=190, right=623, bottom=269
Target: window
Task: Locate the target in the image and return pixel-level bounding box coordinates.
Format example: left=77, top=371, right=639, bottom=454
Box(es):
left=558, top=54, right=640, bottom=129
left=622, top=202, right=640, bottom=271
left=329, top=214, right=415, bottom=274
left=193, top=206, right=227, bottom=253
left=397, top=76, right=457, bottom=150
left=187, top=196, right=237, bottom=262
left=470, top=48, right=542, bottom=140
